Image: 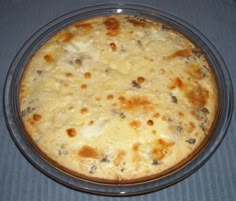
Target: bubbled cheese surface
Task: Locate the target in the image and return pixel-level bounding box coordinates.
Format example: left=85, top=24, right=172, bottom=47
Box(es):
left=19, top=15, right=218, bottom=182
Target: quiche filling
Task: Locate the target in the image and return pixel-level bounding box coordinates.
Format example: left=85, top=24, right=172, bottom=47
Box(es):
left=19, top=15, right=218, bottom=181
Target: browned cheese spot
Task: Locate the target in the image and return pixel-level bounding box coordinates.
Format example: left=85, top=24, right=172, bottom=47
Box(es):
left=118, top=95, right=153, bottom=112
left=129, top=120, right=141, bottom=129
left=78, top=145, right=100, bottom=159
left=191, top=110, right=202, bottom=121
left=56, top=31, right=74, bottom=43
left=113, top=150, right=126, bottom=166
left=33, top=114, right=42, bottom=121
left=84, top=72, right=91, bottom=79
left=27, top=118, right=35, bottom=126
left=153, top=112, right=160, bottom=118
left=118, top=96, right=125, bottom=101
left=65, top=72, right=73, bottom=77
left=80, top=84, right=87, bottom=89
left=151, top=139, right=174, bottom=160
left=80, top=107, right=88, bottom=114
left=178, top=112, right=184, bottom=117
left=74, top=22, right=93, bottom=33
left=132, top=143, right=140, bottom=152
left=147, top=119, right=154, bottom=126
left=165, top=48, right=192, bottom=60
left=127, top=18, right=146, bottom=27
left=104, top=17, right=120, bottom=36
left=137, top=76, right=145, bottom=84
left=168, top=77, right=184, bottom=90
left=44, top=54, right=54, bottom=63
left=161, top=115, right=169, bottom=121
left=66, top=128, right=77, bottom=137
left=186, top=64, right=205, bottom=80
left=109, top=42, right=117, bottom=51
left=27, top=114, right=42, bottom=126
left=187, top=121, right=196, bottom=133
left=185, top=85, right=209, bottom=108
left=106, top=94, right=114, bottom=100
left=88, top=120, right=94, bottom=126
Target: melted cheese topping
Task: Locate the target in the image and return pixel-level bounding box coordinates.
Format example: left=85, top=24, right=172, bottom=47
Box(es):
left=20, top=15, right=218, bottom=182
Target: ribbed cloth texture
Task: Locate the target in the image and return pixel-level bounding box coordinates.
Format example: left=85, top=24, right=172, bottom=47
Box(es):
left=0, top=0, right=235, bottom=200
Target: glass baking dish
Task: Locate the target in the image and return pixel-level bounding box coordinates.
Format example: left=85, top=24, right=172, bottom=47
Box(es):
left=3, top=3, right=233, bottom=196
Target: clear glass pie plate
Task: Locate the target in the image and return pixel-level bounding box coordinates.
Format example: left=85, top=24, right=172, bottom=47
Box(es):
left=3, top=3, right=233, bottom=196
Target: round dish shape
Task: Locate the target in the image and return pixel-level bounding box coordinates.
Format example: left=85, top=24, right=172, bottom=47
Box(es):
left=3, top=4, right=234, bottom=196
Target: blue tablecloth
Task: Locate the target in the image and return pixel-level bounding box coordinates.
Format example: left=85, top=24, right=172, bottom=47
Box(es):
left=0, top=0, right=235, bottom=200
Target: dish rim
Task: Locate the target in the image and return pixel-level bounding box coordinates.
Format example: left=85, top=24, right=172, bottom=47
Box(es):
left=3, top=3, right=234, bottom=196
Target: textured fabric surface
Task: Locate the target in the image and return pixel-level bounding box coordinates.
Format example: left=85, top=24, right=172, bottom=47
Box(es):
left=0, top=0, right=235, bottom=200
